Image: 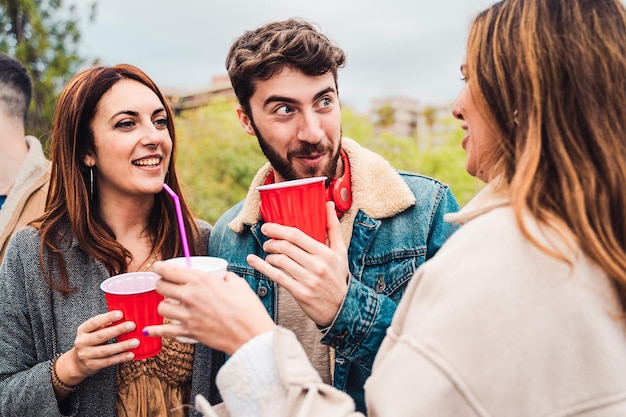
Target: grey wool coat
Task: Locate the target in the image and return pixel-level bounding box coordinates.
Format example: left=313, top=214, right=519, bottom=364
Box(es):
left=0, top=222, right=223, bottom=416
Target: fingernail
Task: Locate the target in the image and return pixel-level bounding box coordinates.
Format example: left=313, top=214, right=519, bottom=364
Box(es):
left=114, top=311, right=123, bottom=319
left=126, top=353, right=134, bottom=360
left=125, top=322, right=135, bottom=330
left=129, top=339, right=139, bottom=347
left=142, top=329, right=149, bottom=336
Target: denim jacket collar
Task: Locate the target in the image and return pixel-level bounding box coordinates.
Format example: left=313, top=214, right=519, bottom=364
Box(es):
left=227, top=137, right=416, bottom=244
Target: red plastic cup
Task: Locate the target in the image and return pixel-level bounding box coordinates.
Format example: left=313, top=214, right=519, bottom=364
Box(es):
left=100, top=272, right=164, bottom=360
left=256, top=176, right=328, bottom=243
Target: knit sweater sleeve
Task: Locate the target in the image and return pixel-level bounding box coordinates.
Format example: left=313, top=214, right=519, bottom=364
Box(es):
left=216, top=331, right=286, bottom=417
left=0, top=227, right=74, bottom=416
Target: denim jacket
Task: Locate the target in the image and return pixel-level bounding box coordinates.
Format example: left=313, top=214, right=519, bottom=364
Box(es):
left=209, top=138, right=460, bottom=413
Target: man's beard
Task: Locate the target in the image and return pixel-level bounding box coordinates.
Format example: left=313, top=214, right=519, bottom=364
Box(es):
left=250, top=117, right=341, bottom=186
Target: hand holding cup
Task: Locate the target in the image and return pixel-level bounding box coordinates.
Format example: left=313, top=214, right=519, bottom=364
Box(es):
left=256, top=176, right=328, bottom=243
left=156, top=256, right=228, bottom=344
left=100, top=271, right=164, bottom=360
left=144, top=260, right=276, bottom=355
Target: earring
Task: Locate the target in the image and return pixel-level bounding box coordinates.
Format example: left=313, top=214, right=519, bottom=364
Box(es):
left=89, top=167, right=94, bottom=200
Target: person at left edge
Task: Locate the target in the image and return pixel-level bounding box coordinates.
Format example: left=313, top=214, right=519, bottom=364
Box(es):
left=0, top=64, right=221, bottom=416
left=0, top=53, right=51, bottom=262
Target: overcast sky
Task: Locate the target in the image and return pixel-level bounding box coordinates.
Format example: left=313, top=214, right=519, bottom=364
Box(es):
left=74, top=0, right=498, bottom=112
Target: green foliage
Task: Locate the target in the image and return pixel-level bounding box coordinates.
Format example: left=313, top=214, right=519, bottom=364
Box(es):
left=0, top=0, right=92, bottom=140
left=175, top=96, right=266, bottom=224
left=374, top=103, right=395, bottom=128
left=422, top=105, right=437, bottom=133
left=340, top=107, right=375, bottom=140
left=175, top=99, right=481, bottom=225
left=342, top=106, right=481, bottom=206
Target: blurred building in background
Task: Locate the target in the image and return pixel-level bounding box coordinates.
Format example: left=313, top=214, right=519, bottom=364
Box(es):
left=369, top=96, right=456, bottom=148
left=163, top=75, right=234, bottom=115
left=370, top=96, right=419, bottom=138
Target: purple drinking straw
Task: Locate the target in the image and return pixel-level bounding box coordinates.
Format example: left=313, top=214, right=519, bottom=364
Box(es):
left=162, top=184, right=191, bottom=267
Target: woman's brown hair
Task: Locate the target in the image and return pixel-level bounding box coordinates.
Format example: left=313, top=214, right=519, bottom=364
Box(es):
left=36, top=64, right=202, bottom=293
left=466, top=0, right=626, bottom=305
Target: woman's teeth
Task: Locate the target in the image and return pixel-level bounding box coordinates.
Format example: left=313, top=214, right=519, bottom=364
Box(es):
left=133, top=157, right=160, bottom=167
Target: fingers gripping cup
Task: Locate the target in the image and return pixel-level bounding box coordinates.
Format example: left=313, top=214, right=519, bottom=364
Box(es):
left=256, top=176, right=328, bottom=243
left=100, top=272, right=163, bottom=360
left=164, top=256, right=229, bottom=343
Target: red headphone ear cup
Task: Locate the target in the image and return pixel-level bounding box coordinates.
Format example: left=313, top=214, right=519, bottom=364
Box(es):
left=332, top=178, right=352, bottom=213
left=326, top=149, right=352, bottom=216
left=328, top=176, right=352, bottom=214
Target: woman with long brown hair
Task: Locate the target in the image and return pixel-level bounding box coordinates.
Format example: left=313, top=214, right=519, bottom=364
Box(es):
left=0, top=64, right=220, bottom=416
left=145, top=0, right=626, bottom=415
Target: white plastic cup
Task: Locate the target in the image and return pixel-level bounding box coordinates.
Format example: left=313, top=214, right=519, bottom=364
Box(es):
left=164, top=256, right=228, bottom=343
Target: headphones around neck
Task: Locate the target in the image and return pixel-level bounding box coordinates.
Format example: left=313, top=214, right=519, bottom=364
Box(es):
left=327, top=149, right=352, bottom=217
left=264, top=149, right=353, bottom=217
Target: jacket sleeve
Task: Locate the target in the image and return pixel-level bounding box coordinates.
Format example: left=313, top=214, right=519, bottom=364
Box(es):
left=426, top=185, right=460, bottom=259
left=0, top=231, right=73, bottom=417
left=206, top=327, right=363, bottom=417
left=320, top=186, right=460, bottom=372
left=320, top=276, right=396, bottom=372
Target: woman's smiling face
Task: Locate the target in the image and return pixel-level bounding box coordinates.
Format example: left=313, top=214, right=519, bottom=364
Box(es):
left=84, top=79, right=172, bottom=202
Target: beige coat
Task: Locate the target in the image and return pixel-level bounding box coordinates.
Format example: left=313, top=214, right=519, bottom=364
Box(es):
left=199, top=184, right=626, bottom=417
left=0, top=136, right=50, bottom=262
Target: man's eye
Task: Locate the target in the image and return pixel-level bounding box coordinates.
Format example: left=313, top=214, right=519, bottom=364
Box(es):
left=319, top=97, right=332, bottom=107
left=276, top=105, right=294, bottom=115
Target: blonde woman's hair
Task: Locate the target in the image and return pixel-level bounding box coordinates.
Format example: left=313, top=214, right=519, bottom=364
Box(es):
left=466, top=0, right=626, bottom=306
